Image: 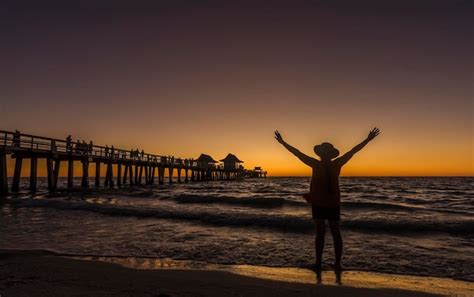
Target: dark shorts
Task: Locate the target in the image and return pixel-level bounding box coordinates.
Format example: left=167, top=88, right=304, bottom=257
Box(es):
left=312, top=206, right=340, bottom=221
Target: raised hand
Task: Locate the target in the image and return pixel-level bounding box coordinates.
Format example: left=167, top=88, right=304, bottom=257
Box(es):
left=367, top=127, right=380, bottom=141
left=274, top=130, right=285, bottom=144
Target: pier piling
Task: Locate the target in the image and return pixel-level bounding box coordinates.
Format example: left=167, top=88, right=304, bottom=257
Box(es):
left=47, top=158, right=55, bottom=191
left=53, top=160, right=61, bottom=189
left=123, top=164, right=129, bottom=185
left=150, top=166, right=155, bottom=184
left=1, top=153, right=8, bottom=196
left=145, top=165, right=150, bottom=185
left=67, top=159, right=73, bottom=188
left=30, top=157, right=38, bottom=192
left=168, top=166, right=173, bottom=184
left=134, top=165, right=139, bottom=185
left=129, top=164, right=134, bottom=185
left=12, top=156, right=22, bottom=192
left=138, top=165, right=143, bottom=185
left=95, top=162, right=101, bottom=187
left=81, top=160, right=89, bottom=188
left=117, top=163, right=122, bottom=187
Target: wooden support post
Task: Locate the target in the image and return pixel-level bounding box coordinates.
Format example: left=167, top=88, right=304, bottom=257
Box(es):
left=148, top=166, right=153, bottom=184
left=95, top=162, right=101, bottom=187
left=138, top=165, right=143, bottom=185
left=30, top=157, right=38, bottom=192
left=53, top=160, right=61, bottom=189
left=47, top=158, right=55, bottom=191
left=150, top=166, right=155, bottom=184
left=12, top=157, right=22, bottom=192
left=67, top=159, right=73, bottom=188
left=168, top=166, right=173, bottom=184
left=0, top=154, right=8, bottom=196
left=104, top=163, right=110, bottom=187
left=123, top=164, right=129, bottom=185
left=158, top=165, right=165, bottom=185
left=129, top=165, right=134, bottom=185
left=191, top=169, right=195, bottom=182
left=144, top=165, right=149, bottom=185
left=81, top=159, right=89, bottom=188
left=177, top=167, right=181, bottom=183
left=108, top=164, right=114, bottom=188
left=117, top=163, right=122, bottom=187
left=134, top=165, right=139, bottom=185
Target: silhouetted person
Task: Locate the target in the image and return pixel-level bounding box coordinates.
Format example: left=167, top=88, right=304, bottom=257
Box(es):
left=75, top=139, right=80, bottom=153
left=275, top=127, right=380, bottom=271
left=66, top=135, right=72, bottom=152
left=81, top=140, right=86, bottom=155
left=12, top=130, right=20, bottom=147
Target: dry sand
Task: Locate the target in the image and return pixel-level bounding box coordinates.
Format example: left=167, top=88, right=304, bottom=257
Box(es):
left=0, top=250, right=471, bottom=297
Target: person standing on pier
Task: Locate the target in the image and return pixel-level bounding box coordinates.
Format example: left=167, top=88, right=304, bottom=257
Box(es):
left=66, top=135, right=72, bottom=152
left=274, top=128, right=380, bottom=271
left=75, top=139, right=81, bottom=153
left=12, top=130, right=21, bottom=147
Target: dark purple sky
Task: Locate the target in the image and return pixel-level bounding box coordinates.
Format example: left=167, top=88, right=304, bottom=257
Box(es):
left=1, top=1, right=472, bottom=175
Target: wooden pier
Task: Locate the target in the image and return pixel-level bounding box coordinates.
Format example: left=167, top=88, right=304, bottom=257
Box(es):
left=0, top=130, right=266, bottom=196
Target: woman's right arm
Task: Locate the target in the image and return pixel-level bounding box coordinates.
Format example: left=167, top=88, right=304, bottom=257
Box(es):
left=275, top=131, right=318, bottom=167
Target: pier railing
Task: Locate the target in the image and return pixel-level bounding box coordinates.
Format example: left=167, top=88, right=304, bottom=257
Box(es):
left=0, top=130, right=190, bottom=167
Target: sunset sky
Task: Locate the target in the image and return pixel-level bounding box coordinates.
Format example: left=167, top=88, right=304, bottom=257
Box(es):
left=1, top=1, right=472, bottom=176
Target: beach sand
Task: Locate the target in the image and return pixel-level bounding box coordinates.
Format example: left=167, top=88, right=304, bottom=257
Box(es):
left=1, top=250, right=472, bottom=297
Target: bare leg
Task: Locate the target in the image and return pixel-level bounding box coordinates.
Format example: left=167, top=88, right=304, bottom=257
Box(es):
left=314, top=219, right=326, bottom=268
left=329, top=220, right=343, bottom=269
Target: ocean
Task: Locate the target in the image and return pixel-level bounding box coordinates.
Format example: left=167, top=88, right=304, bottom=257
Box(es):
left=1, top=177, right=473, bottom=281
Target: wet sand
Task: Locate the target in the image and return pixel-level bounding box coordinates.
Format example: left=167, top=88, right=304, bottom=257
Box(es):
left=0, top=250, right=471, bottom=297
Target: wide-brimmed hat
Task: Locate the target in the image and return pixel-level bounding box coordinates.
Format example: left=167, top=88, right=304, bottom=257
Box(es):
left=314, top=142, right=339, bottom=159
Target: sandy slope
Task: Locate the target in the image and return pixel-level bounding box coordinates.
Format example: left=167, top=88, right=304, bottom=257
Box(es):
left=0, top=250, right=467, bottom=297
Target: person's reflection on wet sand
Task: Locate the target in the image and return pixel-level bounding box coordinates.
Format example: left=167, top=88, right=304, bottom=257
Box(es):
left=335, top=269, right=342, bottom=285
left=315, top=269, right=322, bottom=284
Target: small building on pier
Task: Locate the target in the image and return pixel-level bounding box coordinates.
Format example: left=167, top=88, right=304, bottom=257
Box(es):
left=195, top=153, right=218, bottom=170
left=220, top=153, right=243, bottom=171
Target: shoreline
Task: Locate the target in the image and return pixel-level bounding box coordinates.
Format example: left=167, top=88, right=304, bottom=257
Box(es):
left=1, top=250, right=472, bottom=296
